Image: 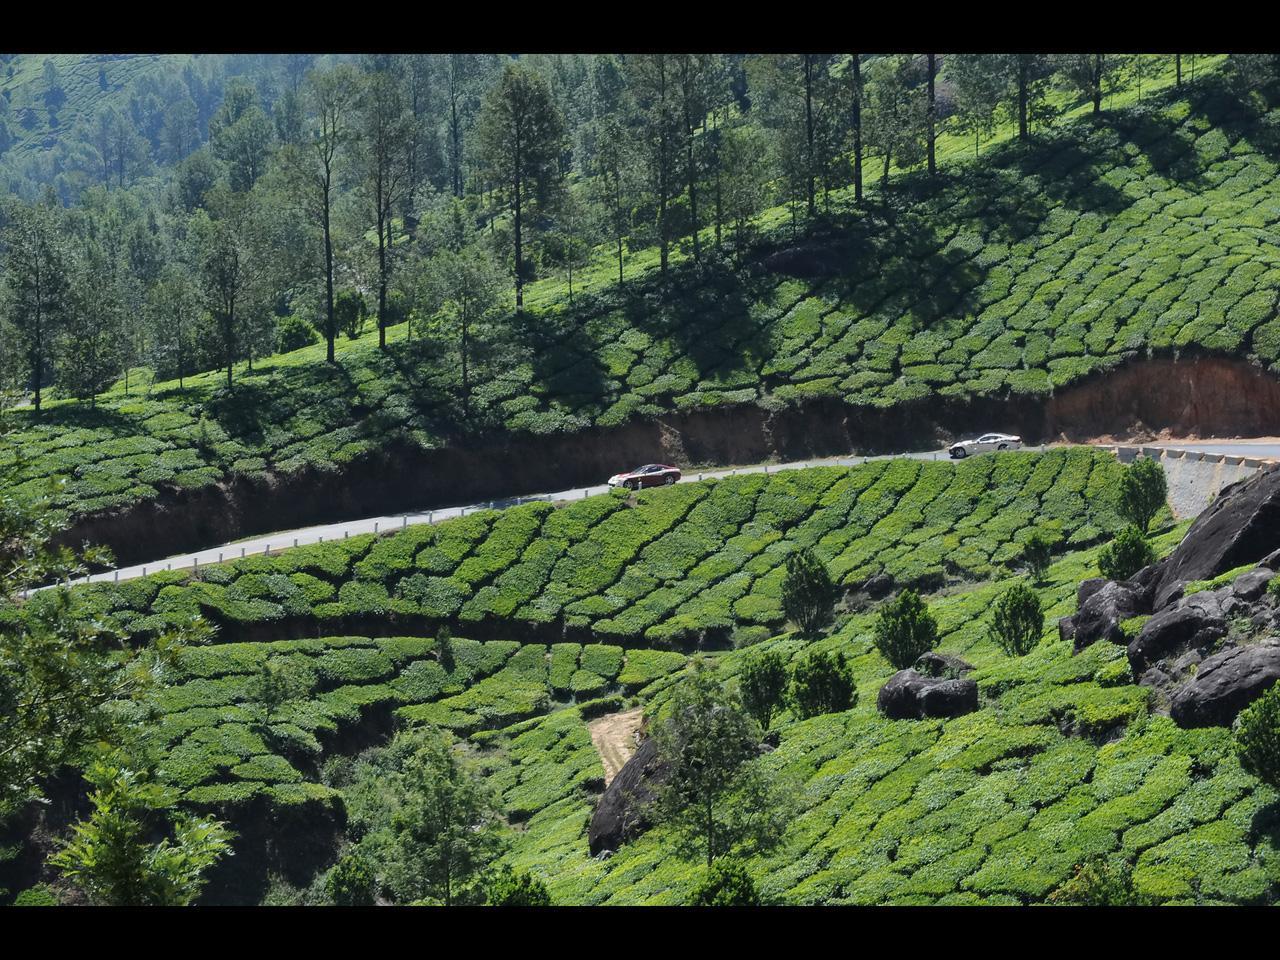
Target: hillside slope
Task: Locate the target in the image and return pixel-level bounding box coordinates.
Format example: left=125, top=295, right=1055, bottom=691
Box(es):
left=4, top=75, right=1278, bottom=560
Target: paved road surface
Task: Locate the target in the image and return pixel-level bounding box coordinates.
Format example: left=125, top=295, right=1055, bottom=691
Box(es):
left=40, top=439, right=1276, bottom=591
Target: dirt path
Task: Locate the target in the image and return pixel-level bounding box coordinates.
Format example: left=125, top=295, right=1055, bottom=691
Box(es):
left=588, top=707, right=644, bottom=786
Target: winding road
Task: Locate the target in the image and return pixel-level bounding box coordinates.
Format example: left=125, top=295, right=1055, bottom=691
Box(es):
left=39, top=439, right=1280, bottom=592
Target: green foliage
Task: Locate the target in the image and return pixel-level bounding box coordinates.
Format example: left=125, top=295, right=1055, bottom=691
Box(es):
left=1098, top=525, right=1156, bottom=581
left=1023, top=531, right=1053, bottom=584
left=12, top=884, right=59, bottom=906
left=1118, top=457, right=1168, bottom=533
left=1047, top=857, right=1154, bottom=906
left=780, top=547, right=839, bottom=637
left=482, top=864, right=553, bottom=906
left=690, top=857, right=759, bottom=906
left=788, top=649, right=857, bottom=720
left=738, top=650, right=789, bottom=731
left=653, top=663, right=794, bottom=868
left=989, top=582, right=1045, bottom=657
left=1235, top=683, right=1280, bottom=790
left=49, top=755, right=232, bottom=906
left=873, top=589, right=939, bottom=670
left=325, top=853, right=377, bottom=906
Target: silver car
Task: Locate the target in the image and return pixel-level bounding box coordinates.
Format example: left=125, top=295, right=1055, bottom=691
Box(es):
left=949, top=433, right=1022, bottom=459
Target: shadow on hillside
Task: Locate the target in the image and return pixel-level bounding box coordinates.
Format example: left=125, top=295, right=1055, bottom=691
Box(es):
left=1184, top=75, right=1280, bottom=164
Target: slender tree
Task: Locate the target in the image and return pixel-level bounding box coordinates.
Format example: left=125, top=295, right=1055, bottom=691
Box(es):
left=474, top=64, right=566, bottom=309
left=359, top=70, right=412, bottom=350
left=0, top=198, right=71, bottom=413
left=282, top=64, right=361, bottom=363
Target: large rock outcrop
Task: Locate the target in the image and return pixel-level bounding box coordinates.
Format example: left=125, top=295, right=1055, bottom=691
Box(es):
left=1128, top=603, right=1228, bottom=675
left=1060, top=580, right=1149, bottom=651
left=587, top=737, right=668, bottom=856
left=878, top=669, right=979, bottom=720
left=1169, top=642, right=1280, bottom=728
left=1150, top=465, right=1280, bottom=609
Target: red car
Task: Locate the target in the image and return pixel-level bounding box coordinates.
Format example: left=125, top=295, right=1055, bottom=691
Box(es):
left=607, top=463, right=681, bottom=491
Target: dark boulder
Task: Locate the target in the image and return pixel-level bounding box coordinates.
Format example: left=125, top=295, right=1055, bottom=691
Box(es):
left=1151, top=466, right=1280, bottom=608
left=1128, top=603, right=1228, bottom=674
left=878, top=669, right=979, bottom=720
left=1153, top=579, right=1187, bottom=612
left=1169, top=642, right=1280, bottom=728
left=863, top=573, right=895, bottom=599
left=588, top=737, right=668, bottom=855
left=914, top=651, right=974, bottom=678
left=1077, top=578, right=1107, bottom=607
left=1066, top=580, right=1148, bottom=651
left=1232, top=567, right=1276, bottom=602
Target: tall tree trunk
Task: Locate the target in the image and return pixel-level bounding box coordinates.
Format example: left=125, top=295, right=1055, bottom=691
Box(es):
left=1092, top=54, right=1103, bottom=115
left=1176, top=54, right=1182, bottom=87
left=1018, top=56, right=1029, bottom=140
left=513, top=132, right=524, bottom=309
left=882, top=150, right=890, bottom=187
left=450, top=92, right=462, bottom=199
left=804, top=54, right=815, bottom=218
left=32, top=303, right=42, bottom=413
left=851, top=54, right=863, bottom=203
left=683, top=61, right=700, bottom=263
left=927, top=53, right=937, bottom=175
left=323, top=190, right=336, bottom=363
left=377, top=214, right=388, bottom=350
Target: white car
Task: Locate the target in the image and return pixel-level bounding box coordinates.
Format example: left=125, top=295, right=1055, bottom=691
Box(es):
left=948, top=433, right=1022, bottom=459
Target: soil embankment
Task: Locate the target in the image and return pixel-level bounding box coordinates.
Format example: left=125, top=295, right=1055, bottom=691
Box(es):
left=55, top=356, right=1280, bottom=566
left=588, top=708, right=644, bottom=786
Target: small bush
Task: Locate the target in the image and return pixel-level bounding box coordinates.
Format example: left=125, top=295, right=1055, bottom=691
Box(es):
left=1023, top=531, right=1053, bottom=583
left=12, top=884, right=59, bottom=906
left=325, top=853, right=377, bottom=906
left=1047, top=857, right=1153, bottom=906
left=738, top=650, right=788, bottom=731
left=1236, top=682, right=1280, bottom=790
left=789, top=649, right=856, bottom=720
left=1098, top=525, right=1156, bottom=581
left=277, top=315, right=320, bottom=353
left=482, top=865, right=552, bottom=906
left=990, top=582, right=1045, bottom=657
left=780, top=547, right=838, bottom=636
left=1118, top=456, right=1168, bottom=533
left=690, top=857, right=759, bottom=906
left=873, top=589, right=939, bottom=670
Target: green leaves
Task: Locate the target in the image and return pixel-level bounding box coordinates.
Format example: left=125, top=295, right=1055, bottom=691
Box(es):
left=989, top=582, right=1045, bottom=657
left=873, top=588, right=940, bottom=670
left=1235, top=684, right=1280, bottom=791
left=1118, top=456, right=1168, bottom=534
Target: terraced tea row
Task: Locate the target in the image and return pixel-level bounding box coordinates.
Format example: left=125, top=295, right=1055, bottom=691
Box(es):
left=4, top=78, right=1277, bottom=534
left=51, top=448, right=1127, bottom=648
left=492, top=530, right=1280, bottom=905
left=150, top=632, right=688, bottom=812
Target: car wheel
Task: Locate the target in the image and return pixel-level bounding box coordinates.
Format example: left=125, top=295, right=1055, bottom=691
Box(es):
left=953, top=447, right=967, bottom=458
left=626, top=480, right=637, bottom=491
left=997, top=443, right=1007, bottom=451
left=664, top=475, right=675, bottom=485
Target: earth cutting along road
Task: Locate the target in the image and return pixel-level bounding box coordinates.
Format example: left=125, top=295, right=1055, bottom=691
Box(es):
left=41, top=441, right=1280, bottom=593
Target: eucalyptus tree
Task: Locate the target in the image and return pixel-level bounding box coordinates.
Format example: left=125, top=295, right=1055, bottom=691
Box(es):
left=947, top=54, right=1009, bottom=158
left=0, top=197, right=71, bottom=412
left=359, top=70, right=412, bottom=350
left=626, top=53, right=681, bottom=277
left=474, top=63, right=566, bottom=309
left=281, top=64, right=361, bottom=363
left=865, top=54, right=928, bottom=186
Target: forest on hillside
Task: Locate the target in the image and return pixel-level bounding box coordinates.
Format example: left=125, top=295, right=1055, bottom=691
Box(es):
left=0, top=53, right=1270, bottom=413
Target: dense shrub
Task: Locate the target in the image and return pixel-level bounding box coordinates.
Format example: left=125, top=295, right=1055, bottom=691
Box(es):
left=1118, top=456, right=1168, bottom=533
left=326, top=853, right=377, bottom=906
left=873, top=589, right=939, bottom=669
left=780, top=547, right=839, bottom=636
left=1047, top=857, right=1153, bottom=906
left=482, top=865, right=552, bottom=906
left=1023, top=531, right=1053, bottom=583
left=1098, top=525, right=1156, bottom=581
left=789, top=650, right=856, bottom=720
left=690, top=857, right=759, bottom=906
left=738, top=650, right=789, bottom=731
left=989, top=582, right=1045, bottom=657
left=1235, top=683, right=1280, bottom=790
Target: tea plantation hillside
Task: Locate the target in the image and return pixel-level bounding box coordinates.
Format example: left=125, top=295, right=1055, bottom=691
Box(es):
left=58, top=484, right=1280, bottom=905
left=51, top=448, right=1125, bottom=650
left=4, top=76, right=1279, bottom=543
